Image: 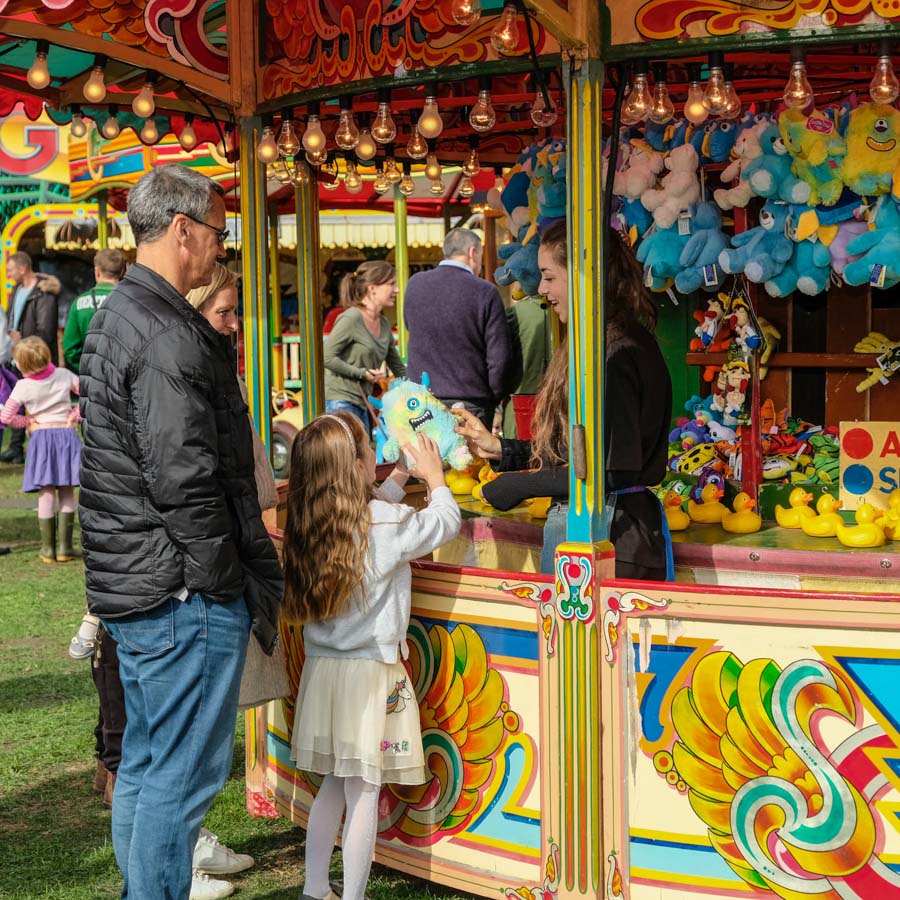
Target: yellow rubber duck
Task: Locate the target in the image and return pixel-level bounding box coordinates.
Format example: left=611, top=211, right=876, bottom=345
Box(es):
left=800, top=493, right=844, bottom=538
left=836, top=502, right=886, bottom=549
left=722, top=492, right=761, bottom=534
left=687, top=483, right=728, bottom=524
left=445, top=469, right=478, bottom=496
left=663, top=490, right=690, bottom=531
left=874, top=489, right=900, bottom=540
left=775, top=487, right=816, bottom=528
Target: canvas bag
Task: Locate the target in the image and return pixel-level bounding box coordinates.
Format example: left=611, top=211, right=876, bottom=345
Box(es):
left=237, top=635, right=290, bottom=711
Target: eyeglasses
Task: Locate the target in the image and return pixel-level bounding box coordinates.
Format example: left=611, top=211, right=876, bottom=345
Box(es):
left=167, top=209, right=229, bottom=243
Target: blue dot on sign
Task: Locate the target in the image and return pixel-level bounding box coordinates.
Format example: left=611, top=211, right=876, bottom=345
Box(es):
left=843, top=464, right=874, bottom=495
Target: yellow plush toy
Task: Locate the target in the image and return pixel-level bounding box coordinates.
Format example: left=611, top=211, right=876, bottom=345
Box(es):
left=842, top=102, right=900, bottom=197
left=778, top=107, right=846, bottom=206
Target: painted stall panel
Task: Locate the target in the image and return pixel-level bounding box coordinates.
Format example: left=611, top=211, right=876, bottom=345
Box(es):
left=600, top=581, right=900, bottom=899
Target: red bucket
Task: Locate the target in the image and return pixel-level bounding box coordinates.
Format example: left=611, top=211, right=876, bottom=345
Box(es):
left=511, top=394, right=537, bottom=440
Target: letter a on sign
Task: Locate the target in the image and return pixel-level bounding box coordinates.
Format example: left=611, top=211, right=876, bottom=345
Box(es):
left=881, top=431, right=900, bottom=458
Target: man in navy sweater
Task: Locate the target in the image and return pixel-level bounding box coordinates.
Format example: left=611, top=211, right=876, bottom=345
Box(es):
left=405, top=228, right=514, bottom=429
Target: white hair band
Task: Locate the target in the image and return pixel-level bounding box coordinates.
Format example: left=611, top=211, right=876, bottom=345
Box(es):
left=321, top=413, right=357, bottom=452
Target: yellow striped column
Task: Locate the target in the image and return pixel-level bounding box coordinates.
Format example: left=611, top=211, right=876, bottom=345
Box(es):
left=393, top=184, right=409, bottom=359
left=542, top=58, right=612, bottom=900
left=238, top=119, right=273, bottom=447
left=268, top=202, right=284, bottom=393
left=295, top=174, right=323, bottom=423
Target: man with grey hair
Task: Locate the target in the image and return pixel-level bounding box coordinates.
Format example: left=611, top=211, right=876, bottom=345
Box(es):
left=79, top=164, right=283, bottom=900
left=405, top=227, right=513, bottom=429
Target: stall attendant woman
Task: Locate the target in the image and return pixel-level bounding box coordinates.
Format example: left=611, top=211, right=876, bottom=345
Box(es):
left=456, top=222, right=672, bottom=579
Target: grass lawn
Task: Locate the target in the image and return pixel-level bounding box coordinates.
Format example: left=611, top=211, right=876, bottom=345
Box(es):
left=0, top=458, right=469, bottom=900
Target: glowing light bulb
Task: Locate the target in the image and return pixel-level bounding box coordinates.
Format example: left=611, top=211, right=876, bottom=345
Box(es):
left=373, top=168, right=389, bottom=194
left=462, top=146, right=480, bottom=177
left=290, top=160, right=310, bottom=186
left=871, top=43, right=899, bottom=104
left=256, top=125, right=279, bottom=164
left=622, top=65, right=651, bottom=124
left=215, top=127, right=234, bottom=158
left=530, top=90, right=558, bottom=127
left=399, top=171, right=415, bottom=195
left=344, top=161, right=363, bottom=194
left=430, top=178, right=445, bottom=195
left=268, top=161, right=291, bottom=184
left=721, top=65, right=742, bottom=120
left=648, top=63, right=674, bottom=124
left=458, top=175, right=475, bottom=197
left=179, top=117, right=197, bottom=151
left=470, top=88, right=496, bottom=132
left=70, top=111, right=87, bottom=139
left=372, top=101, right=397, bottom=143
left=783, top=48, right=813, bottom=109
left=132, top=78, right=156, bottom=117
left=335, top=108, right=359, bottom=150
left=683, top=65, right=708, bottom=125
left=451, top=0, right=481, bottom=26
left=407, top=127, right=428, bottom=159
left=703, top=52, right=728, bottom=114
left=305, top=147, right=328, bottom=167
left=276, top=119, right=299, bottom=157
left=321, top=158, right=340, bottom=190
left=101, top=111, right=120, bottom=140
left=83, top=58, right=107, bottom=103
left=27, top=42, right=50, bottom=90
left=418, top=95, right=443, bottom=139
left=384, top=156, right=402, bottom=184
left=490, top=4, right=519, bottom=55
left=355, top=127, right=377, bottom=161
left=302, top=115, right=326, bottom=153
left=140, top=118, right=159, bottom=144
left=425, top=152, right=442, bottom=181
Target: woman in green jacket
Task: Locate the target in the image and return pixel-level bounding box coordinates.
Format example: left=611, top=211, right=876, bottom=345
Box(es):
left=324, top=261, right=406, bottom=430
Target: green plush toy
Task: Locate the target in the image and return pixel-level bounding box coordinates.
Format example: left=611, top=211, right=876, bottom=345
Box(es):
left=778, top=108, right=847, bottom=207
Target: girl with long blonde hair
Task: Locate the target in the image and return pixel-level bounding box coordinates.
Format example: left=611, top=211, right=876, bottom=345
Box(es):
left=282, top=412, right=460, bottom=900
left=455, top=221, right=672, bottom=579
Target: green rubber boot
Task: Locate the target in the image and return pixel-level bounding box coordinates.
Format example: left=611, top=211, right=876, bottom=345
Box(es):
left=57, top=512, right=76, bottom=562
left=38, top=517, right=57, bottom=564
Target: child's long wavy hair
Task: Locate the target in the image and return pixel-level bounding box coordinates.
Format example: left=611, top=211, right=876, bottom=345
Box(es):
left=529, top=222, right=659, bottom=469
left=281, top=412, right=372, bottom=624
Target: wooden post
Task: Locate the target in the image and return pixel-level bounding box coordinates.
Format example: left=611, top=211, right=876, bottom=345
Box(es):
left=295, top=175, right=323, bottom=423
left=268, top=202, right=284, bottom=393
left=393, top=185, right=409, bottom=359
left=96, top=191, right=108, bottom=249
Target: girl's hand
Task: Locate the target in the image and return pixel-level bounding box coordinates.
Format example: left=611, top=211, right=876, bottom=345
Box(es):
left=402, top=434, right=446, bottom=490
left=453, top=407, right=502, bottom=459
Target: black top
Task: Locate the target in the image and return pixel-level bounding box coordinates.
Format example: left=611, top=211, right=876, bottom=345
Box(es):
left=482, top=321, right=672, bottom=570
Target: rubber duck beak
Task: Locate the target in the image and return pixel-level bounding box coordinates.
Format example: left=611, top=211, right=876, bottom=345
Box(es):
left=746, top=499, right=756, bottom=509
left=715, top=489, right=724, bottom=499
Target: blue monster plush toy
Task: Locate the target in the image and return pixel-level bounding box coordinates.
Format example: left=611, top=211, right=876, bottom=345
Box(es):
left=495, top=225, right=540, bottom=297
left=675, top=201, right=729, bottom=294
left=844, top=194, right=900, bottom=289
left=371, top=374, right=473, bottom=471
left=718, top=200, right=795, bottom=284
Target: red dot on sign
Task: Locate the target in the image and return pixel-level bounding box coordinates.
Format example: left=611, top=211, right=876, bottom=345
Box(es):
left=843, top=428, right=874, bottom=460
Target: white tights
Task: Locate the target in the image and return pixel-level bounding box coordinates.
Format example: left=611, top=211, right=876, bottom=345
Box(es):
left=302, top=774, right=379, bottom=900
left=37, top=486, right=75, bottom=518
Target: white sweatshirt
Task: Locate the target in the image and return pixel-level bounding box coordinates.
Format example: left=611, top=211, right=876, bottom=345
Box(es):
left=302, top=480, right=461, bottom=664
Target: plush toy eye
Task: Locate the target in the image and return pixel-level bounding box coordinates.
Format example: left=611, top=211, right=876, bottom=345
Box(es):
left=407, top=398, right=419, bottom=411
left=875, top=118, right=889, bottom=133
left=719, top=122, right=733, bottom=133
left=760, top=211, right=774, bottom=229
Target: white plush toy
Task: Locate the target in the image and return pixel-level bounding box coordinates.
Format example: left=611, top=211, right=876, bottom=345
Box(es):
left=613, top=142, right=665, bottom=200
left=714, top=118, right=768, bottom=211
left=640, top=144, right=701, bottom=229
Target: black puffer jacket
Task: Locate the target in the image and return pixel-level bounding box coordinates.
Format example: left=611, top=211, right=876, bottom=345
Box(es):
left=18, top=274, right=60, bottom=364
left=79, top=263, right=283, bottom=653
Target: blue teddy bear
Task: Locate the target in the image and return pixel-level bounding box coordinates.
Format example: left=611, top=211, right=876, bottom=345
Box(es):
left=744, top=125, right=811, bottom=205
left=635, top=220, right=689, bottom=292
left=764, top=235, right=832, bottom=297
left=844, top=194, right=900, bottom=289
left=675, top=201, right=729, bottom=295
left=495, top=225, right=540, bottom=297
left=719, top=200, right=795, bottom=284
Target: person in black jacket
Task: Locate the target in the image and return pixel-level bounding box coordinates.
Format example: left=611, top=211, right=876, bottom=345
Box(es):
left=79, top=163, right=283, bottom=900
left=455, top=222, right=672, bottom=579
left=1, top=252, right=60, bottom=463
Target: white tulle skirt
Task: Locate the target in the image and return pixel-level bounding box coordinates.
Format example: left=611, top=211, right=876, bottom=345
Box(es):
left=290, top=656, right=426, bottom=786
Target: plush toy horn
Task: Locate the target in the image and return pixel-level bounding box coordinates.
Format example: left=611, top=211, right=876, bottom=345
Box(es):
left=368, top=395, right=383, bottom=410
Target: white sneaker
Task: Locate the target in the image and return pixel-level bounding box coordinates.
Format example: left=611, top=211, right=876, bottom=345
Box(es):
left=193, top=827, right=255, bottom=875
left=190, top=870, right=234, bottom=899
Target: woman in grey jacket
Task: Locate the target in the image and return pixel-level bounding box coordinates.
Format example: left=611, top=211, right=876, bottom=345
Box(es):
left=324, top=260, right=406, bottom=430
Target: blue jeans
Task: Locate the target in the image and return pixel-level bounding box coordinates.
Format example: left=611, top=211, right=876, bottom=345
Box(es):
left=103, top=594, right=250, bottom=899
left=540, top=502, right=568, bottom=575
left=324, top=399, right=369, bottom=432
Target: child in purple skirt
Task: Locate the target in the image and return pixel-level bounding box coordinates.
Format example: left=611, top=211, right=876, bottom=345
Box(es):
left=0, top=336, right=81, bottom=563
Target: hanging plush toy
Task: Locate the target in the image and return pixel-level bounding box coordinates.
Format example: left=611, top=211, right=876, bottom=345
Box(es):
left=778, top=107, right=847, bottom=207
left=495, top=225, right=540, bottom=298
left=743, top=124, right=812, bottom=205
left=372, top=375, right=473, bottom=471
left=844, top=194, right=900, bottom=289
left=728, top=297, right=762, bottom=353
left=714, top=116, right=769, bottom=210
left=635, top=220, right=690, bottom=291
left=828, top=217, right=868, bottom=276
left=765, top=235, right=832, bottom=297
left=675, top=201, right=729, bottom=294
left=690, top=294, right=727, bottom=350
left=613, top=141, right=666, bottom=200
left=718, top=199, right=795, bottom=284
left=640, top=143, right=701, bottom=229
left=842, top=102, right=900, bottom=197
